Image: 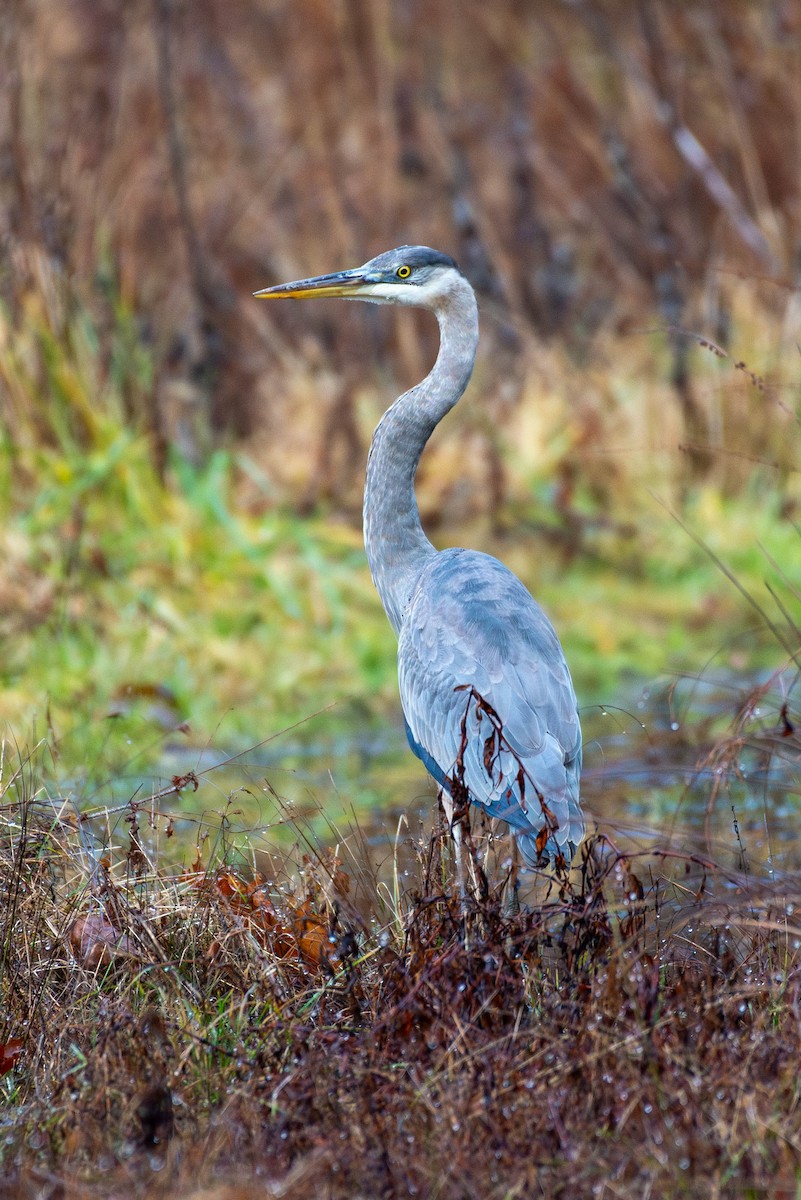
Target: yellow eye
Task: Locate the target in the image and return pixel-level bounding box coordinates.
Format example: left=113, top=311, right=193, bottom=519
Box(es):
left=396, top=265, right=412, bottom=278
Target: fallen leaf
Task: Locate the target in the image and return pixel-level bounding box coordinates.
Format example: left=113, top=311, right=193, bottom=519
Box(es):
left=293, top=901, right=336, bottom=969
left=0, top=1038, right=23, bottom=1076
left=70, top=913, right=131, bottom=966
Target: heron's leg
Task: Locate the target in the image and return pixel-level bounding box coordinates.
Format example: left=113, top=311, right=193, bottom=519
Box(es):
left=452, top=816, right=466, bottom=917
left=440, top=790, right=467, bottom=921
left=505, top=833, right=521, bottom=916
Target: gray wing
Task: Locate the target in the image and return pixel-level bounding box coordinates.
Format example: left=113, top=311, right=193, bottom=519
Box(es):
left=398, top=548, right=582, bottom=862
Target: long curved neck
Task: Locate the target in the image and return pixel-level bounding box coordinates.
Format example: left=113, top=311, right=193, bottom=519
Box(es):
left=363, top=276, right=479, bottom=634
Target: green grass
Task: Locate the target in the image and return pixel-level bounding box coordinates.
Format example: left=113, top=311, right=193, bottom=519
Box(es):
left=1, top=276, right=798, bottom=829
left=3, top=426, right=797, bottom=801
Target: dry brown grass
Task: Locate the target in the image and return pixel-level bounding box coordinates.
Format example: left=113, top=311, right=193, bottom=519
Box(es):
left=1, top=699, right=801, bottom=1199
left=1, top=0, right=799, bottom=515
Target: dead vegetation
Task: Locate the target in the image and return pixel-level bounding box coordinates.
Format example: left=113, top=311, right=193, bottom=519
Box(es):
left=1, top=0, right=800, bottom=512
left=1, top=689, right=801, bottom=1199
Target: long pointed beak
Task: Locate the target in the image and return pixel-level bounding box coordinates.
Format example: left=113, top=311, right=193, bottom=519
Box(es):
left=253, top=267, right=370, bottom=300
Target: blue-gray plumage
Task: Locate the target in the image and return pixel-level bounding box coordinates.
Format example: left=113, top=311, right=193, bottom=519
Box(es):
left=255, top=246, right=583, bottom=866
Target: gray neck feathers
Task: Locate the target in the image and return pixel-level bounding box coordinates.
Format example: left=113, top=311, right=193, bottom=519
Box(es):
left=363, top=276, right=479, bottom=634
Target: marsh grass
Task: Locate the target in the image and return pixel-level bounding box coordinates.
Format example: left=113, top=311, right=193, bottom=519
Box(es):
left=1, top=259, right=797, bottom=791
left=1, top=672, right=800, bottom=1199
left=3, top=0, right=801, bottom=512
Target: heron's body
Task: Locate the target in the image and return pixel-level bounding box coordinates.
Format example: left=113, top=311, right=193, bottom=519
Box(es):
left=256, top=246, right=582, bottom=865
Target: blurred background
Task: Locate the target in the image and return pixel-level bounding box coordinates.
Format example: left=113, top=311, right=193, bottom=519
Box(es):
left=0, top=0, right=799, bottom=862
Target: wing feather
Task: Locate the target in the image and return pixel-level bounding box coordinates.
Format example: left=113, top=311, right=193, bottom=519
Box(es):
left=398, top=549, right=582, bottom=861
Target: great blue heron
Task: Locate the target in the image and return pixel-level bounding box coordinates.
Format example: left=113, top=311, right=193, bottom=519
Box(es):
left=255, top=246, right=582, bottom=877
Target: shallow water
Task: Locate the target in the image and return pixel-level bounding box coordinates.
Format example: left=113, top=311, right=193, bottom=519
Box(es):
left=110, top=668, right=801, bottom=887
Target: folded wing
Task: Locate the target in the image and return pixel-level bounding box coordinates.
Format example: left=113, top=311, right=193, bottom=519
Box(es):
left=398, top=549, right=582, bottom=862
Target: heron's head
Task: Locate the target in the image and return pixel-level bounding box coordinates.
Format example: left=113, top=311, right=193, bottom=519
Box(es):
left=254, top=245, right=466, bottom=309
